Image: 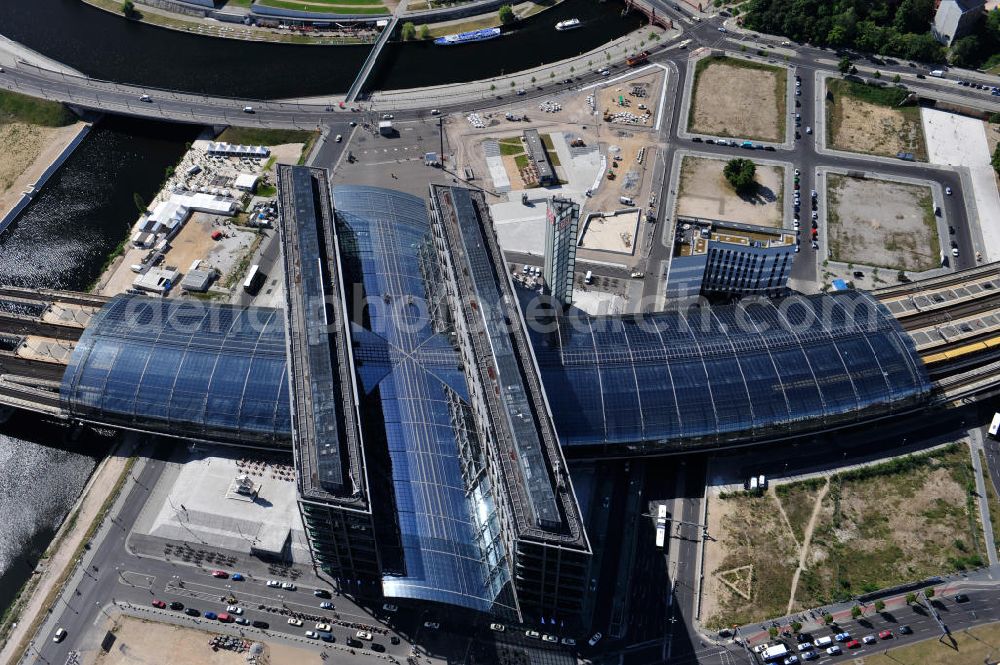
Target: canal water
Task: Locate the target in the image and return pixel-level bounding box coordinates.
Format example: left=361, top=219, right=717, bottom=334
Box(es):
left=0, top=115, right=195, bottom=615
left=0, top=0, right=644, bottom=97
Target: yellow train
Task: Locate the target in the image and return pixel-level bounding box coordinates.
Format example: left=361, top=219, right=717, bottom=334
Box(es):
left=922, top=334, right=1000, bottom=365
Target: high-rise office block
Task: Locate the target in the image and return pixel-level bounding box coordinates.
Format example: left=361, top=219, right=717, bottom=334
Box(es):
left=543, top=196, right=580, bottom=307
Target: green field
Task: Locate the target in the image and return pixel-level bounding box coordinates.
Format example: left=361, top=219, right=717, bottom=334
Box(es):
left=0, top=90, right=76, bottom=127
left=256, top=0, right=388, bottom=13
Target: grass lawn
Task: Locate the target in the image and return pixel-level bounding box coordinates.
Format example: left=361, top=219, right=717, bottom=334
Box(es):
left=826, top=78, right=927, bottom=161
left=539, top=133, right=561, bottom=166
left=498, top=138, right=524, bottom=156
left=513, top=154, right=529, bottom=170
left=796, top=444, right=984, bottom=608
left=0, top=90, right=76, bottom=127
left=256, top=0, right=388, bottom=12
left=775, top=479, right=824, bottom=543
left=860, top=620, right=1000, bottom=664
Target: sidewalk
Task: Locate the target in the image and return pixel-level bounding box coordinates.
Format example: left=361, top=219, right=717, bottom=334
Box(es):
left=0, top=436, right=137, bottom=665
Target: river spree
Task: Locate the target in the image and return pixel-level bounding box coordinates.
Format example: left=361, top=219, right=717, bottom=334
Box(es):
left=0, top=116, right=194, bottom=615
left=0, top=0, right=643, bottom=97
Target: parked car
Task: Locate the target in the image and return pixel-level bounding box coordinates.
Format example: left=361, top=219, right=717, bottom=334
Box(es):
left=169, top=602, right=184, bottom=611
left=320, top=601, right=334, bottom=610
left=235, top=617, right=250, bottom=625
left=382, top=603, right=398, bottom=612
left=230, top=573, right=244, bottom=581
left=826, top=645, right=842, bottom=655
left=423, top=621, right=440, bottom=630
left=490, top=623, right=505, bottom=632
left=226, top=605, right=243, bottom=615
left=314, top=589, right=331, bottom=598
left=252, top=620, right=270, bottom=629
left=542, top=634, right=558, bottom=643
left=305, top=630, right=318, bottom=639
left=356, top=630, right=374, bottom=640
left=588, top=632, right=603, bottom=646
left=53, top=628, right=67, bottom=643
left=288, top=618, right=303, bottom=627
left=898, top=625, right=912, bottom=635
left=315, top=623, right=332, bottom=631
left=862, top=635, right=877, bottom=645
left=955, top=594, right=970, bottom=602
left=266, top=580, right=281, bottom=588
left=212, top=570, right=228, bottom=578
left=281, top=582, right=296, bottom=590
left=845, top=639, right=860, bottom=648
left=525, top=630, right=541, bottom=639
left=152, top=600, right=167, bottom=609
left=185, top=608, right=200, bottom=617
left=204, top=612, right=218, bottom=621
left=878, top=630, right=893, bottom=640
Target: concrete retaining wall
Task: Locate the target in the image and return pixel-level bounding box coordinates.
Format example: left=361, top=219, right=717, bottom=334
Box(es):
left=0, top=122, right=93, bottom=240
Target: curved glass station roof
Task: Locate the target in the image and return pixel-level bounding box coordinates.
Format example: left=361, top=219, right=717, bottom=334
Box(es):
left=333, top=186, right=515, bottom=615
left=61, top=295, right=291, bottom=445
left=527, top=293, right=931, bottom=450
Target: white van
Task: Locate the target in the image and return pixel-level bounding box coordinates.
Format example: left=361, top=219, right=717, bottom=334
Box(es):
left=243, top=106, right=255, bottom=113
left=584, top=270, right=593, bottom=284
left=619, top=196, right=635, bottom=206
left=814, top=635, right=833, bottom=648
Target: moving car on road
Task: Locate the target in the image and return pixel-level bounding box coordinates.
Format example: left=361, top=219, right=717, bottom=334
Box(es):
left=212, top=570, right=228, bottom=578
left=53, top=628, right=67, bottom=643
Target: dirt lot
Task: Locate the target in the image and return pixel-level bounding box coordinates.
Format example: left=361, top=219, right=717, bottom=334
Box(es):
left=87, top=615, right=320, bottom=665
left=688, top=56, right=786, bottom=142
left=827, top=80, right=926, bottom=159
left=677, top=156, right=784, bottom=227
left=826, top=174, right=939, bottom=272
left=702, top=489, right=800, bottom=629
left=0, top=121, right=86, bottom=218
left=704, top=444, right=984, bottom=627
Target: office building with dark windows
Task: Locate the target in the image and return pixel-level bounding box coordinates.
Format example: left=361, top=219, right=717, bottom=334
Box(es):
left=666, top=216, right=797, bottom=300
left=543, top=196, right=580, bottom=307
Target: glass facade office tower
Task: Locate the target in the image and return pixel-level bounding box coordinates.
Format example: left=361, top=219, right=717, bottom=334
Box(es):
left=543, top=197, right=580, bottom=308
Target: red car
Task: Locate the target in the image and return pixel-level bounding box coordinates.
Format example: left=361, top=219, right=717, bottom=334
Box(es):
left=217, top=613, right=233, bottom=623
left=878, top=629, right=893, bottom=640
left=152, top=600, right=166, bottom=609
left=846, top=639, right=860, bottom=649
left=212, top=570, right=228, bottom=578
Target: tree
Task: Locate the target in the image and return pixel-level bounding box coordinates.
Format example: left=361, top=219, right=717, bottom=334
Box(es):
left=874, top=599, right=886, bottom=613
left=894, top=0, right=935, bottom=34
left=121, top=0, right=139, bottom=18
left=989, top=112, right=1000, bottom=124
left=992, top=144, right=1000, bottom=175
left=401, top=21, right=416, bottom=41
left=988, top=8, right=1000, bottom=43
left=498, top=4, right=515, bottom=25
left=892, top=73, right=901, bottom=83
left=768, top=626, right=779, bottom=639
left=925, top=588, right=935, bottom=599
left=823, top=613, right=834, bottom=625
left=723, top=158, right=757, bottom=195
left=838, top=56, right=853, bottom=74
left=950, top=36, right=981, bottom=67
left=873, top=69, right=881, bottom=78
left=791, top=621, right=803, bottom=633
left=905, top=592, right=917, bottom=604
left=419, top=24, right=430, bottom=40
left=851, top=605, right=862, bottom=619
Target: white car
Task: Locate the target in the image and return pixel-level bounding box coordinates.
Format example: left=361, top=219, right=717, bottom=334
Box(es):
left=826, top=645, right=842, bottom=656
left=542, top=634, right=558, bottom=643
left=430, top=109, right=441, bottom=114
left=945, top=186, right=953, bottom=195
left=356, top=630, right=373, bottom=640
left=561, top=637, right=577, bottom=646
left=952, top=247, right=960, bottom=256
left=806, top=126, right=812, bottom=134
left=525, top=630, right=541, bottom=639
left=53, top=628, right=67, bottom=643
left=490, top=623, right=506, bottom=632
left=862, top=635, right=877, bottom=645
left=226, top=605, right=243, bottom=615
left=139, top=94, right=151, bottom=103
left=267, top=580, right=281, bottom=588
left=315, top=622, right=331, bottom=631
left=243, top=106, right=254, bottom=113
left=382, top=113, right=394, bottom=120
left=287, top=618, right=303, bottom=627
left=335, top=134, right=343, bottom=143
left=305, top=630, right=318, bottom=639
left=588, top=632, right=603, bottom=646
left=798, top=642, right=813, bottom=651
left=718, top=26, right=727, bottom=32
left=281, top=582, right=296, bottom=590
left=423, top=621, right=440, bottom=629
left=235, top=617, right=250, bottom=625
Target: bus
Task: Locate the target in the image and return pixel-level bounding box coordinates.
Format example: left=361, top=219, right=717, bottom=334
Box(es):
left=655, top=504, right=667, bottom=549
left=989, top=412, right=1000, bottom=438
left=243, top=264, right=266, bottom=295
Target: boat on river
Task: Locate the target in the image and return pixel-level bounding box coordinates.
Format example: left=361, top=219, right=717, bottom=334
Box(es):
left=555, top=18, right=581, bottom=30
left=434, top=27, right=502, bottom=46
